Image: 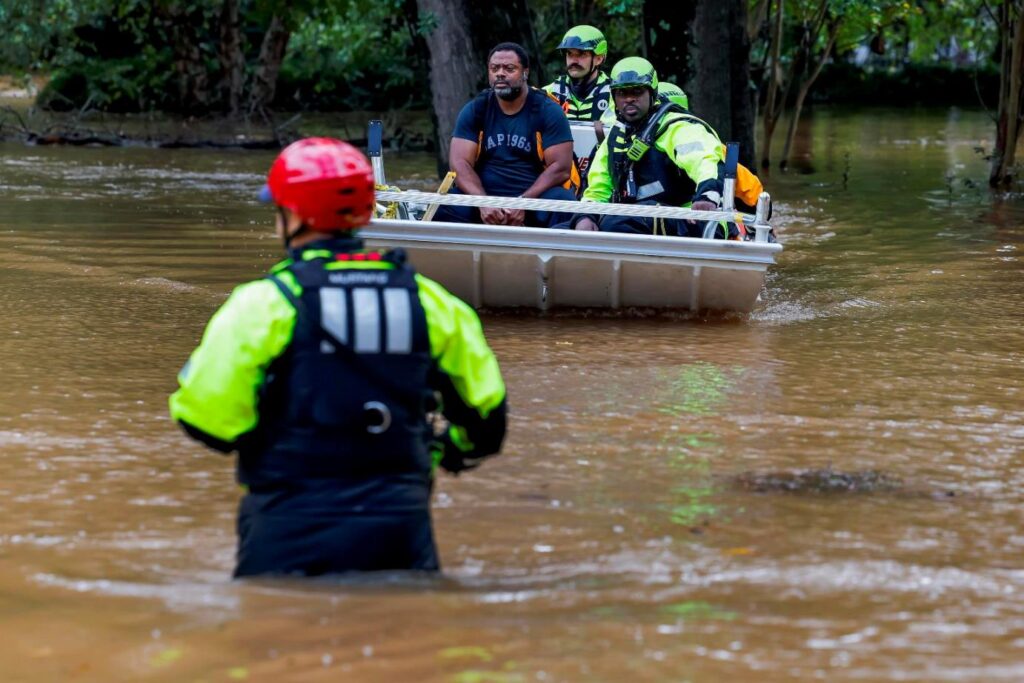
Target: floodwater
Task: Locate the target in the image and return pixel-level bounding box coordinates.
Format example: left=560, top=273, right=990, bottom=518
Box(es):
left=1, top=107, right=1022, bottom=682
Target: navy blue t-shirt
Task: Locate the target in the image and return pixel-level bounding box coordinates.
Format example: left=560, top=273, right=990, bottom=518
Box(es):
left=452, top=89, right=572, bottom=197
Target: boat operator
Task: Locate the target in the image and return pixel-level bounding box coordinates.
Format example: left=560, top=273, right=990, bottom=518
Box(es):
left=570, top=57, right=726, bottom=237
left=543, top=25, right=613, bottom=122
left=433, top=42, right=577, bottom=228
left=169, top=138, right=507, bottom=577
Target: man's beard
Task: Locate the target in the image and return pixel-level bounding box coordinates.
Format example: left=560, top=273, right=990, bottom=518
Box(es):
left=494, top=81, right=523, bottom=101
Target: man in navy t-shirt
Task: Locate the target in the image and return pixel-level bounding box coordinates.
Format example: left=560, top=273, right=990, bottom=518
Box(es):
left=434, top=42, right=577, bottom=228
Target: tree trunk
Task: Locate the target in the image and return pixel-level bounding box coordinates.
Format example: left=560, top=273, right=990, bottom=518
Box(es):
left=779, top=21, right=838, bottom=169
left=748, top=0, right=770, bottom=41
left=729, top=0, right=756, bottom=169
left=218, top=0, right=245, bottom=117
left=417, top=0, right=481, bottom=175
left=991, top=1, right=1024, bottom=187
left=760, top=0, right=785, bottom=168
left=164, top=5, right=211, bottom=113
left=248, top=14, right=291, bottom=116
left=642, top=0, right=697, bottom=86
left=693, top=0, right=755, bottom=168
left=694, top=0, right=731, bottom=128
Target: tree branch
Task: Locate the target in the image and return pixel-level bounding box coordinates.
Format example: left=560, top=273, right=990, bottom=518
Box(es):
left=748, top=0, right=770, bottom=42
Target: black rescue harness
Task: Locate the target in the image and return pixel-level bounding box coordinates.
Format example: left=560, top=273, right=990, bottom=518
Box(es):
left=238, top=241, right=436, bottom=490
left=608, top=101, right=724, bottom=205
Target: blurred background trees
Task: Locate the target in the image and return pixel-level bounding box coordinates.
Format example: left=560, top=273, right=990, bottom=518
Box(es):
left=1, top=0, right=1019, bottom=184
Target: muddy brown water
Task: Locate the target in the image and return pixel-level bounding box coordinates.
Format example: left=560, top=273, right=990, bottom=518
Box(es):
left=1, top=108, right=1022, bottom=682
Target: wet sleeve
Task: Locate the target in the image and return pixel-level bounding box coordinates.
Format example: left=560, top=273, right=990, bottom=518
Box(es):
left=452, top=99, right=480, bottom=142
left=416, top=275, right=507, bottom=459
left=540, top=97, right=573, bottom=146
left=581, top=137, right=613, bottom=202
left=661, top=121, right=725, bottom=202
left=168, top=278, right=296, bottom=450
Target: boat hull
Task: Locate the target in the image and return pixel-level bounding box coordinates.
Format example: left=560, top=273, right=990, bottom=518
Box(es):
left=362, top=219, right=781, bottom=312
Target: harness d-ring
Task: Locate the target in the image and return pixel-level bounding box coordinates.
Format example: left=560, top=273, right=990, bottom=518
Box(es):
left=363, top=401, right=392, bottom=434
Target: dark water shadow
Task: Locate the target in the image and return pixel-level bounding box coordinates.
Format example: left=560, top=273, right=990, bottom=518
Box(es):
left=726, top=467, right=961, bottom=499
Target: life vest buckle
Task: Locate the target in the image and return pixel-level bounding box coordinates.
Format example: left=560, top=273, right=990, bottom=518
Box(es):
left=363, top=401, right=392, bottom=435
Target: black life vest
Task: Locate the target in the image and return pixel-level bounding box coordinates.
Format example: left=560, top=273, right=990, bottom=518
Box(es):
left=238, top=246, right=435, bottom=490
left=549, top=72, right=612, bottom=121
left=607, top=106, right=698, bottom=205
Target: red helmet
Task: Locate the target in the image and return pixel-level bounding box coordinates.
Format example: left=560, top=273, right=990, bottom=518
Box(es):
left=261, top=137, right=375, bottom=231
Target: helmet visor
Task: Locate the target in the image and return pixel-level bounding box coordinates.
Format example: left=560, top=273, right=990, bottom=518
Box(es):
left=611, top=70, right=654, bottom=89
left=558, top=35, right=598, bottom=52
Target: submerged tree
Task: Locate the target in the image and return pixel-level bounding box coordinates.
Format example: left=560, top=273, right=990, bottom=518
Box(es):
left=692, top=0, right=756, bottom=169
left=756, top=0, right=920, bottom=169
left=776, top=0, right=841, bottom=170
left=991, top=0, right=1024, bottom=187
left=416, top=0, right=480, bottom=173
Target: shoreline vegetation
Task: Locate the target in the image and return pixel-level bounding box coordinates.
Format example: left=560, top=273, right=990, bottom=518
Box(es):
left=0, top=64, right=998, bottom=154
left=0, top=79, right=435, bottom=151
left=2, top=1, right=1020, bottom=184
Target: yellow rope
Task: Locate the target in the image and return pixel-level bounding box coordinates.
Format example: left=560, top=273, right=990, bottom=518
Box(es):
left=373, top=183, right=404, bottom=219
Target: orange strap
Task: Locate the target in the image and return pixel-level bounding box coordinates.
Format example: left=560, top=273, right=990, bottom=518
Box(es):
left=536, top=132, right=581, bottom=193
left=735, top=163, right=763, bottom=207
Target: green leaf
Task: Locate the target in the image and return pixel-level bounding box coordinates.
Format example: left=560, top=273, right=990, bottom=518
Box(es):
left=659, top=601, right=738, bottom=621
left=150, top=647, right=184, bottom=667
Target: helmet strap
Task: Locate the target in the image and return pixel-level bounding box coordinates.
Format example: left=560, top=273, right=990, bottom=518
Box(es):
left=278, top=207, right=310, bottom=251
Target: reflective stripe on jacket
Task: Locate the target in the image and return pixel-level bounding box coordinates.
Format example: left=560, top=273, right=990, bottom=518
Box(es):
left=583, top=114, right=724, bottom=205
left=543, top=72, right=612, bottom=121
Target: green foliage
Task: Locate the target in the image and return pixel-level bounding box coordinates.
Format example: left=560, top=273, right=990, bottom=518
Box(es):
left=602, top=0, right=643, bottom=16
left=900, top=0, right=997, bottom=65
left=29, top=0, right=429, bottom=113
left=0, top=0, right=106, bottom=71
left=798, top=0, right=993, bottom=67
left=40, top=52, right=176, bottom=112
left=278, top=0, right=429, bottom=110
left=3, top=0, right=1010, bottom=114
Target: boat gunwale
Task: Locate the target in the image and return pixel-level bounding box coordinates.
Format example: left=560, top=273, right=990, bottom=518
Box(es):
left=364, top=218, right=782, bottom=269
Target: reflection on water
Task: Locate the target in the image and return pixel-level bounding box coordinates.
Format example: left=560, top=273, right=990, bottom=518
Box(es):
left=1, top=108, right=1023, bottom=681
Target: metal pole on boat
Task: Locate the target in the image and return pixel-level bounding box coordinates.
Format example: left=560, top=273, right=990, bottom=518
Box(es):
left=721, top=143, right=738, bottom=213
left=367, top=120, right=386, bottom=186
left=754, top=192, right=771, bottom=243
left=704, top=142, right=738, bottom=239
left=367, top=120, right=410, bottom=220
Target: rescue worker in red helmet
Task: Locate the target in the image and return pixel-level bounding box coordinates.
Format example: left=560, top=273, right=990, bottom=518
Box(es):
left=169, top=138, right=507, bottom=577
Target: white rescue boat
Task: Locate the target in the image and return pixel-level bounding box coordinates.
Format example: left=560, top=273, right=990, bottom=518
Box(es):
left=362, top=121, right=781, bottom=312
